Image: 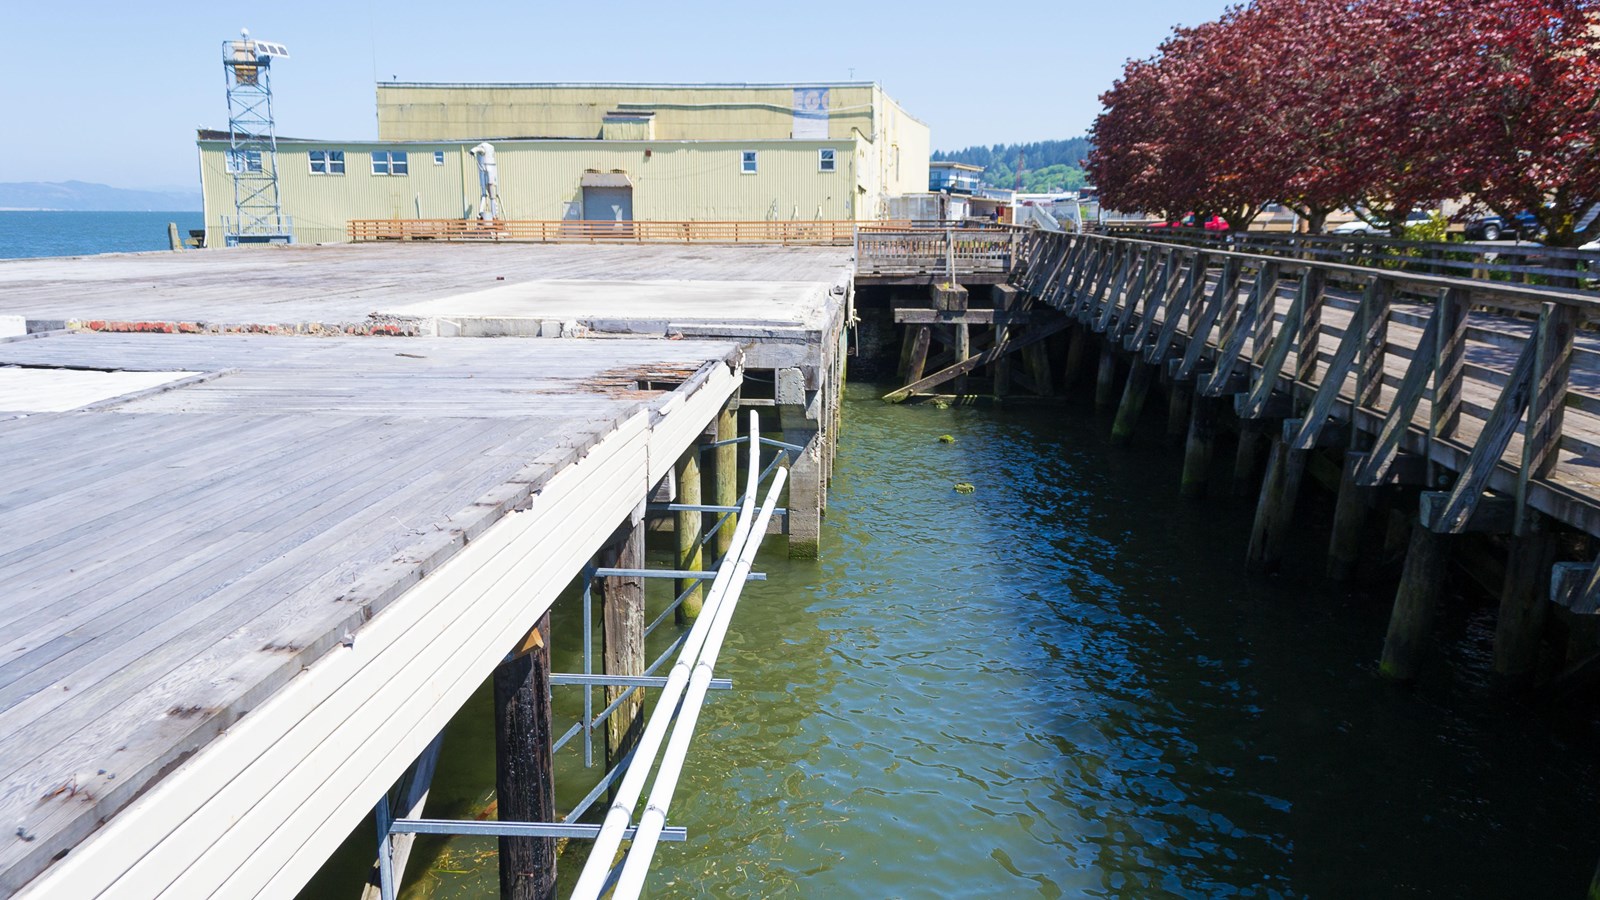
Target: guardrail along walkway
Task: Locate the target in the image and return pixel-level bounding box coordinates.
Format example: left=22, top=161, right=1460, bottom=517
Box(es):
left=1015, top=229, right=1600, bottom=688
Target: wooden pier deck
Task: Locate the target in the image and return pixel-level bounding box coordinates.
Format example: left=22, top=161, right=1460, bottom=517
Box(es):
left=0, top=240, right=855, bottom=897
left=0, top=331, right=741, bottom=897
left=971, top=230, right=1600, bottom=690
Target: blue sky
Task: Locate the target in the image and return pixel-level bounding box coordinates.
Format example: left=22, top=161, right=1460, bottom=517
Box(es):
left=0, top=1, right=1235, bottom=190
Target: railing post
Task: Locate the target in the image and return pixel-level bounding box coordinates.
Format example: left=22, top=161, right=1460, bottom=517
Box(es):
left=1356, top=276, right=1392, bottom=411
left=1517, top=301, right=1577, bottom=529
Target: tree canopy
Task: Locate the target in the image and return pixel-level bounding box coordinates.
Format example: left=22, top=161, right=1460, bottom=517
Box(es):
left=1086, top=0, right=1600, bottom=244
left=932, top=140, right=1091, bottom=192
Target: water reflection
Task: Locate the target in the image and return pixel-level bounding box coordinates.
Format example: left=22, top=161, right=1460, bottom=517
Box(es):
left=304, top=382, right=1600, bottom=899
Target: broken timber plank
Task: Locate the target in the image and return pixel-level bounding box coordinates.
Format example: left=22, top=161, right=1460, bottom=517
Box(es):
left=883, top=317, right=1071, bottom=403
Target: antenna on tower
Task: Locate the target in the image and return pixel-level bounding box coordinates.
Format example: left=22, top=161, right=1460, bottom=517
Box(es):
left=221, top=29, right=293, bottom=245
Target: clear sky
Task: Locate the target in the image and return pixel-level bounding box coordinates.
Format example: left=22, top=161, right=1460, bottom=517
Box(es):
left=0, top=1, right=1236, bottom=191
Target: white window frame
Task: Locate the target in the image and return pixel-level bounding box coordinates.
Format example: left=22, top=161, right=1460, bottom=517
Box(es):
left=371, top=150, right=409, bottom=176
left=224, top=149, right=262, bottom=174
left=740, top=150, right=758, bottom=175
left=818, top=148, right=836, bottom=173
left=308, top=149, right=345, bottom=175
left=433, top=150, right=445, bottom=165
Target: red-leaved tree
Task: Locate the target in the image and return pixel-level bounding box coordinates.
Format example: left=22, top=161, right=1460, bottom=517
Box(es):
left=1088, top=0, right=1600, bottom=240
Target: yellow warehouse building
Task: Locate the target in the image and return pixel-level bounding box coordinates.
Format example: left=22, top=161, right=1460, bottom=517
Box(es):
left=198, top=82, right=930, bottom=246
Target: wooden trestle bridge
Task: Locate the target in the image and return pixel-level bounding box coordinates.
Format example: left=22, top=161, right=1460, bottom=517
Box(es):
left=861, top=226, right=1600, bottom=688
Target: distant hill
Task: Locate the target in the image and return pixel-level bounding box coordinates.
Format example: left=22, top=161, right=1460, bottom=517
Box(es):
left=0, top=181, right=201, bottom=212
left=932, top=139, right=1092, bottom=193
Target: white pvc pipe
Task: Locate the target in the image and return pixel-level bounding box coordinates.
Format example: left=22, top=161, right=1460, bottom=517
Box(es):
left=568, top=411, right=766, bottom=900
left=611, top=468, right=787, bottom=899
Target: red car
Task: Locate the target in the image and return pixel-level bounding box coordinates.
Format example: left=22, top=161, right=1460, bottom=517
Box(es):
left=1149, top=213, right=1229, bottom=231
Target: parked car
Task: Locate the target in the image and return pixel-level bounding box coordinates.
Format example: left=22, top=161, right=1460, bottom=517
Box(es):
left=1464, top=210, right=1541, bottom=242
left=1328, top=210, right=1432, bottom=235
left=1149, top=213, right=1229, bottom=231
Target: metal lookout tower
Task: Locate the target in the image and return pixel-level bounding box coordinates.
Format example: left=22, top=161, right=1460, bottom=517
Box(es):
left=222, top=29, right=292, bottom=245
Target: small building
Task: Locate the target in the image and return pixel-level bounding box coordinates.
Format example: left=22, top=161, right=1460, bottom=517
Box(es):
left=198, top=82, right=931, bottom=246
left=928, top=161, right=983, bottom=195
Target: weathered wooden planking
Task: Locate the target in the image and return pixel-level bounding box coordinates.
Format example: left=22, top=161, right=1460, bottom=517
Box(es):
left=0, top=332, right=742, bottom=896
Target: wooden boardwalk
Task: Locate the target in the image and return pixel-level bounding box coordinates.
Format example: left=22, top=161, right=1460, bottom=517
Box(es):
left=994, top=230, right=1600, bottom=688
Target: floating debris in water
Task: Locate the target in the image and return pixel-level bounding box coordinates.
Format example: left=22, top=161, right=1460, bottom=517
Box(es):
left=938, top=434, right=955, bottom=444
left=953, top=482, right=975, bottom=494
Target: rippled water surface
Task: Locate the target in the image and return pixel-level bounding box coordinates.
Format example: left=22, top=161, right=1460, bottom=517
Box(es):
left=312, top=383, right=1600, bottom=898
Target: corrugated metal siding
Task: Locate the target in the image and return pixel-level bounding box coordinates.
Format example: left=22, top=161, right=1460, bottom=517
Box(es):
left=200, top=143, right=476, bottom=245
left=198, top=138, right=863, bottom=244
left=375, top=85, right=878, bottom=143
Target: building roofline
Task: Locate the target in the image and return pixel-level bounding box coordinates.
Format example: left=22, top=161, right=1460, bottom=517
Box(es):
left=195, top=129, right=859, bottom=147
left=375, top=81, right=882, bottom=90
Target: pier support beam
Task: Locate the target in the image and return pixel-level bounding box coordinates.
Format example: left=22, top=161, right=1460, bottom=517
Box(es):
left=1063, top=325, right=1090, bottom=390
left=494, top=612, right=556, bottom=900
left=1327, top=453, right=1374, bottom=581
left=1181, top=396, right=1221, bottom=499
left=713, top=398, right=739, bottom=560
left=1166, top=380, right=1193, bottom=444
left=1379, top=522, right=1453, bottom=681
left=1094, top=346, right=1117, bottom=411
left=1494, top=520, right=1557, bottom=684
left=674, top=439, right=705, bottom=623
left=1110, top=361, right=1153, bottom=446
left=1245, top=438, right=1307, bottom=574
left=600, top=508, right=646, bottom=770
left=778, top=367, right=823, bottom=559
left=1232, top=420, right=1269, bottom=498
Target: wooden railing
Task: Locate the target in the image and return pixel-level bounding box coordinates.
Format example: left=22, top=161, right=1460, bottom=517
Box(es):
left=1106, top=225, right=1600, bottom=290
left=347, top=219, right=879, bottom=245
left=1015, top=230, right=1600, bottom=553
left=854, top=224, right=1021, bottom=279
left=1005, top=228, right=1600, bottom=684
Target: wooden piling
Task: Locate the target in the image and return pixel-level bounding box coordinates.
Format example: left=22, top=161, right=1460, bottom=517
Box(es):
left=493, top=611, right=556, bottom=900
left=600, top=512, right=646, bottom=770
left=953, top=322, right=971, bottom=395
left=1379, top=523, right=1452, bottom=680
left=1233, top=421, right=1267, bottom=498
left=1110, top=361, right=1153, bottom=446
left=1166, top=380, right=1193, bottom=444
left=1494, top=522, right=1557, bottom=684
left=1094, top=345, right=1117, bottom=411
left=904, top=326, right=932, bottom=386
left=1063, top=325, right=1090, bottom=389
left=1245, top=438, right=1307, bottom=574
left=1327, top=453, right=1372, bottom=580
left=1181, top=396, right=1220, bottom=499
left=713, top=401, right=738, bottom=559
left=167, top=222, right=183, bottom=252
left=674, top=444, right=704, bottom=623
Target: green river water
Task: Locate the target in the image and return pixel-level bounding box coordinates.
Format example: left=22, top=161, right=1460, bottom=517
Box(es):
left=305, top=382, right=1600, bottom=898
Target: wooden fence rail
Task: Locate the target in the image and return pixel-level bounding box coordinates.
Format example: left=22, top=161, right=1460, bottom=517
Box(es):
left=1105, top=225, right=1600, bottom=289
left=1015, top=229, right=1600, bottom=681
left=854, top=225, right=1020, bottom=279
left=347, top=219, right=882, bottom=245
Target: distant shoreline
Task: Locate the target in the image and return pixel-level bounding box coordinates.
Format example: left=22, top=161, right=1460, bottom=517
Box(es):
left=0, top=208, right=201, bottom=213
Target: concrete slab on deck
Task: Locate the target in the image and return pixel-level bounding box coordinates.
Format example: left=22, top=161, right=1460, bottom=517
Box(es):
left=0, top=242, right=854, bottom=331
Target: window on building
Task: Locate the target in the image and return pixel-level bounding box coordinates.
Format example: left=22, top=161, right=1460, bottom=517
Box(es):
left=433, top=150, right=445, bottom=165
left=372, top=151, right=409, bottom=176
left=741, top=150, right=758, bottom=174
left=308, top=150, right=345, bottom=175
left=224, top=149, right=262, bottom=174
left=819, top=148, right=836, bottom=173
